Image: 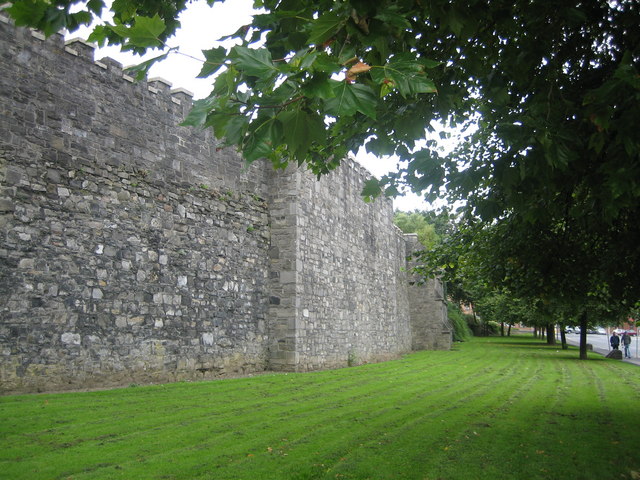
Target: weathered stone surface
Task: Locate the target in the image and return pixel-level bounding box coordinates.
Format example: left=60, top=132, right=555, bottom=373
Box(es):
left=0, top=18, right=450, bottom=395
left=405, top=234, right=452, bottom=350
left=606, top=349, right=623, bottom=359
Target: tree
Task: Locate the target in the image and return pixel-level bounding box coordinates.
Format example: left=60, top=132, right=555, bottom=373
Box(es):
left=394, top=211, right=439, bottom=248
left=474, top=292, right=528, bottom=338
left=7, top=0, right=640, bottom=352
left=8, top=1, right=638, bottom=197
left=415, top=212, right=638, bottom=357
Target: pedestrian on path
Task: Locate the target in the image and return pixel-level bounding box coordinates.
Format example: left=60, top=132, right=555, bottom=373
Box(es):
left=610, top=332, right=620, bottom=350
left=622, top=332, right=632, bottom=358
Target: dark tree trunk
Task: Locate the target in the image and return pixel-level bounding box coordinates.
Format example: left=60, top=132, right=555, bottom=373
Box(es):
left=560, top=329, right=568, bottom=350
left=507, top=324, right=512, bottom=336
left=546, top=324, right=556, bottom=345
left=579, top=311, right=588, bottom=360
left=501, top=321, right=505, bottom=337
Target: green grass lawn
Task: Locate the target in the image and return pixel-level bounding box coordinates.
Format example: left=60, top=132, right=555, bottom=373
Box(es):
left=2, top=336, right=639, bottom=480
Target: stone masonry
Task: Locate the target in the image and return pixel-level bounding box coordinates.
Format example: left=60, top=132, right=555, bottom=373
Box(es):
left=0, top=17, right=451, bottom=394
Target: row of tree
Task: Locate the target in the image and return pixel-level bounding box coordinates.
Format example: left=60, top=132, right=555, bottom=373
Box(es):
left=7, top=0, right=639, bottom=360
left=395, top=208, right=639, bottom=357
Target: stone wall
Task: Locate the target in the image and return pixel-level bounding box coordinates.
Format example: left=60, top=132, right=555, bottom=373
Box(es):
left=267, top=163, right=413, bottom=371
left=0, top=20, right=271, bottom=393
left=0, top=18, right=450, bottom=394
left=405, top=234, right=452, bottom=350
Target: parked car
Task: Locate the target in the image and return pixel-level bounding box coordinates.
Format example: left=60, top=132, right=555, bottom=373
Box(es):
left=613, top=328, right=636, bottom=336
left=587, top=327, right=607, bottom=335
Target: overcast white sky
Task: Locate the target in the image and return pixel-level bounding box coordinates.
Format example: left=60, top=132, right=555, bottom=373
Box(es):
left=71, top=0, right=444, bottom=211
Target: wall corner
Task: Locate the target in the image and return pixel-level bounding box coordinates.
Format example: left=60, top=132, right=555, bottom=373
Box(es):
left=404, top=234, right=452, bottom=350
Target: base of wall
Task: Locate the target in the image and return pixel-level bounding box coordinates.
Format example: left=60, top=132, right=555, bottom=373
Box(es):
left=1, top=354, right=269, bottom=394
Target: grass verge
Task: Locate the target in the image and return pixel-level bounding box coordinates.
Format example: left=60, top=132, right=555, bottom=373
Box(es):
left=1, top=336, right=639, bottom=480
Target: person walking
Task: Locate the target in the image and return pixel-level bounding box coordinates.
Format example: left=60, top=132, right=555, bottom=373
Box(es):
left=621, top=332, right=632, bottom=358
left=610, top=332, right=620, bottom=350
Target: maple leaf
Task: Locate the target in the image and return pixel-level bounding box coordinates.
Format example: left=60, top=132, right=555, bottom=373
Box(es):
left=346, top=61, right=371, bottom=82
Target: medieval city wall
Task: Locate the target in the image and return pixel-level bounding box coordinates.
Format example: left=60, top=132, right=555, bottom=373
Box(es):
left=267, top=163, right=413, bottom=372
left=0, top=18, right=449, bottom=394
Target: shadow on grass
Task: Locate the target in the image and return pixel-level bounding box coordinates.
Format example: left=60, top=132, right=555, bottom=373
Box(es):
left=477, top=337, right=613, bottom=362
left=479, top=337, right=561, bottom=348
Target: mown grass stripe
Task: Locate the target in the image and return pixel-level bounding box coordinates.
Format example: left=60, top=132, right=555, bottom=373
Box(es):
left=2, top=337, right=640, bottom=480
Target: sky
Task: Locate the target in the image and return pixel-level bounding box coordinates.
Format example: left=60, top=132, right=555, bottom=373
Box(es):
left=71, top=0, right=441, bottom=212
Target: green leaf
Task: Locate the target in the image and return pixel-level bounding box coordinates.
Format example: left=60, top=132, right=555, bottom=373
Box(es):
left=87, top=24, right=110, bottom=46
left=373, top=10, right=412, bottom=31
left=212, top=67, right=238, bottom=96
left=308, top=11, right=346, bottom=46
left=180, top=96, right=218, bottom=128
left=298, top=50, right=319, bottom=70
left=68, top=11, right=93, bottom=30
left=204, top=112, right=232, bottom=140
left=87, top=0, right=105, bottom=16
left=244, top=117, right=283, bottom=163
left=5, top=1, right=48, bottom=29
left=302, top=76, right=335, bottom=100
left=41, top=8, right=68, bottom=36
left=309, top=53, right=342, bottom=74
left=198, top=47, right=227, bottom=78
left=124, top=52, right=170, bottom=81
left=384, top=185, right=400, bottom=197
left=326, top=82, right=377, bottom=119
left=260, top=80, right=298, bottom=107
left=371, top=56, right=437, bottom=97
left=229, top=46, right=277, bottom=79
left=365, top=136, right=396, bottom=157
left=420, top=58, right=442, bottom=69
left=362, top=178, right=383, bottom=202
left=278, top=110, right=325, bottom=160
left=224, top=115, right=250, bottom=146
left=109, top=14, right=166, bottom=48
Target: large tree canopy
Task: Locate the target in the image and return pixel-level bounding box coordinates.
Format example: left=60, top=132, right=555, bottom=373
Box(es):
left=6, top=0, right=640, bottom=313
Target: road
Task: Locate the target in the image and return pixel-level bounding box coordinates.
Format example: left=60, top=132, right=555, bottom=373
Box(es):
left=564, top=332, right=640, bottom=359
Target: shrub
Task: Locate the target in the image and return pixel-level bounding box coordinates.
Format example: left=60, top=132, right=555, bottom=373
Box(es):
left=465, top=314, right=500, bottom=337
left=486, top=320, right=501, bottom=336
left=448, top=303, right=473, bottom=341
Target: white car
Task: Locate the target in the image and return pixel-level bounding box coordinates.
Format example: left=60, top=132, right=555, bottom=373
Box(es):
left=587, top=327, right=606, bottom=335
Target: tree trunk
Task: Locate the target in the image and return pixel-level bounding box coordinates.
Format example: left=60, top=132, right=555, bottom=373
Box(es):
left=560, top=329, right=567, bottom=350
left=546, top=324, right=556, bottom=345
left=507, top=324, right=512, bottom=336
left=533, top=326, right=538, bottom=338
left=579, top=311, right=588, bottom=360
left=501, top=321, right=505, bottom=337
